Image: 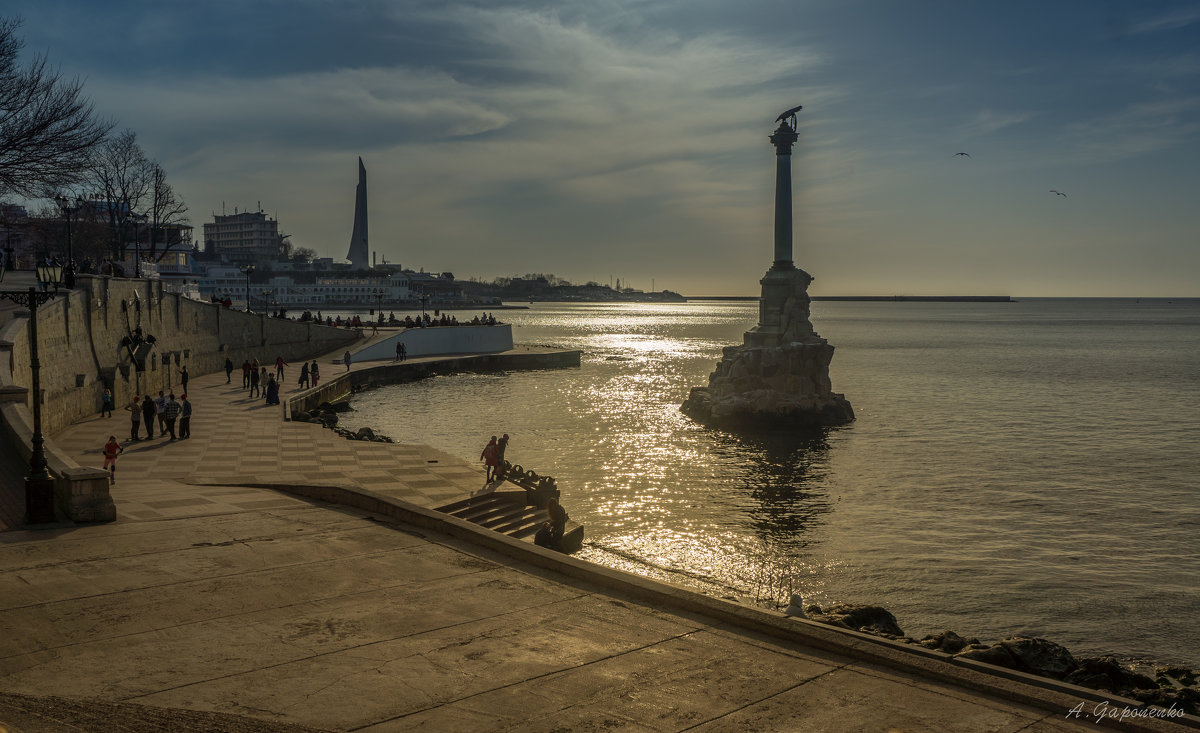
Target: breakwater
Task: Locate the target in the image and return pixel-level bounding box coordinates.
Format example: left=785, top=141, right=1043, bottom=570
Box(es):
left=285, top=349, right=581, bottom=420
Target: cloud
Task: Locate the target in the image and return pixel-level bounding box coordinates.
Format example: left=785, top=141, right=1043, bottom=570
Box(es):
left=956, top=108, right=1036, bottom=138
left=1125, top=5, right=1200, bottom=34
left=1064, top=96, right=1200, bottom=160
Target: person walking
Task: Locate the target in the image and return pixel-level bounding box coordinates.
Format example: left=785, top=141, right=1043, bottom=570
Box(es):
left=140, top=394, right=156, bottom=439
left=344, top=350, right=352, bottom=371
left=310, top=361, right=320, bottom=387
left=178, top=365, right=189, bottom=393
left=179, top=394, right=192, bottom=439
left=274, top=355, right=288, bottom=380
left=126, top=396, right=142, bottom=441
left=102, top=435, right=124, bottom=485
left=395, top=341, right=402, bottom=362
left=260, top=366, right=269, bottom=393
left=225, top=357, right=234, bottom=384
left=480, top=436, right=499, bottom=483
left=265, top=375, right=280, bottom=405
left=162, top=393, right=181, bottom=441
left=298, top=361, right=310, bottom=389
left=241, top=359, right=252, bottom=389
left=249, top=364, right=261, bottom=398
left=154, top=391, right=167, bottom=437
left=101, top=388, right=114, bottom=418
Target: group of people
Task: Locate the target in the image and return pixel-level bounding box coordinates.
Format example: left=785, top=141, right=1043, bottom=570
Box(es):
left=223, top=355, right=320, bottom=404
left=478, top=433, right=570, bottom=551
left=102, top=390, right=192, bottom=484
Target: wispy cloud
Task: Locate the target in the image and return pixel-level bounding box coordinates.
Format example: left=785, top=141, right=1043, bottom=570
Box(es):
left=956, top=109, right=1035, bottom=138
left=1126, top=4, right=1200, bottom=34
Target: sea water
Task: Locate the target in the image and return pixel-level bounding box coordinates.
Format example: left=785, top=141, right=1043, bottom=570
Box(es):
left=341, top=299, right=1200, bottom=668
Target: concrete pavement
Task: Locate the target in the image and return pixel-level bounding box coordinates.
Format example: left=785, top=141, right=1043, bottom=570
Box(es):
left=0, top=351, right=1191, bottom=731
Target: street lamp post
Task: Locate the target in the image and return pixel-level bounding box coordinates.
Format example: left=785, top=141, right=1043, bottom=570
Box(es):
left=261, top=288, right=274, bottom=315
left=420, top=290, right=430, bottom=321
left=242, top=265, right=255, bottom=312
left=53, top=195, right=84, bottom=288
left=0, top=261, right=64, bottom=523
left=121, top=211, right=147, bottom=278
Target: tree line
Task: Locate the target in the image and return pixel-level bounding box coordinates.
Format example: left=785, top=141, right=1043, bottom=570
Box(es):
left=0, top=16, right=188, bottom=268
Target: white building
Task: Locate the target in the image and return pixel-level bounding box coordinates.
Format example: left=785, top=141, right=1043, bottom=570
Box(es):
left=202, top=210, right=286, bottom=263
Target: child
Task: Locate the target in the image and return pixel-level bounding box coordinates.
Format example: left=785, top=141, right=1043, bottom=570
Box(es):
left=102, top=435, right=123, bottom=484
left=101, top=388, right=114, bottom=418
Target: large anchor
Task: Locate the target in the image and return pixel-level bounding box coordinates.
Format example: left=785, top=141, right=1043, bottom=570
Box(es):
left=118, top=293, right=156, bottom=373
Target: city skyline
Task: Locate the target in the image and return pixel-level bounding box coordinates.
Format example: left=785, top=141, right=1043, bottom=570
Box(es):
left=7, top=1, right=1200, bottom=296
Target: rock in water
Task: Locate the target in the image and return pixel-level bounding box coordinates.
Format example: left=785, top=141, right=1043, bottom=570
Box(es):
left=682, top=268, right=853, bottom=430
left=956, top=637, right=1076, bottom=679
left=807, top=603, right=903, bottom=637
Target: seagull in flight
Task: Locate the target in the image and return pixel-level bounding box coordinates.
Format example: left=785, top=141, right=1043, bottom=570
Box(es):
left=954, top=152, right=970, bottom=157
left=1050, top=190, right=1067, bottom=197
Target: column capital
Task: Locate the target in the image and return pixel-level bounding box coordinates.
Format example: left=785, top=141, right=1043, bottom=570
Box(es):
left=769, top=122, right=798, bottom=155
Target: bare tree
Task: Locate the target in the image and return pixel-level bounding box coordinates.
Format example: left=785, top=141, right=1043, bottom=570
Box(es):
left=0, top=17, right=112, bottom=198
left=87, top=129, right=150, bottom=260
left=147, top=161, right=188, bottom=262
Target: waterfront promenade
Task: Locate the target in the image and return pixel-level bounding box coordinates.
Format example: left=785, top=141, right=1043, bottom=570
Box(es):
left=0, top=347, right=1189, bottom=731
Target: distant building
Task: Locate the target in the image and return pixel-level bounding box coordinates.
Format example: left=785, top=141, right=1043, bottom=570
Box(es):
left=203, top=210, right=286, bottom=264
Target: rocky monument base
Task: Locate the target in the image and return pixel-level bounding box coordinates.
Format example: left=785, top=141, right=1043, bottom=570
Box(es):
left=682, top=267, right=854, bottom=431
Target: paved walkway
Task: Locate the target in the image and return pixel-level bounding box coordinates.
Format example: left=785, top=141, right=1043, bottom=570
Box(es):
left=0, top=351, right=1189, bottom=731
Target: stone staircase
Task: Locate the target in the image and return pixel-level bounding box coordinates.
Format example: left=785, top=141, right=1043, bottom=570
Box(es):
left=435, top=490, right=583, bottom=553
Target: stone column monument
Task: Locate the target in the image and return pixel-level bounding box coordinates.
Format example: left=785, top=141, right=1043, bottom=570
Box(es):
left=681, top=107, right=854, bottom=430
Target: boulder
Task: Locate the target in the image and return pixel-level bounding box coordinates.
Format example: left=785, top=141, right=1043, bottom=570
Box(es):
left=807, top=603, right=903, bottom=637
left=356, top=426, right=375, bottom=440
left=955, top=643, right=1019, bottom=669
left=955, top=637, right=1076, bottom=680
left=1129, top=687, right=1200, bottom=716
left=918, top=630, right=976, bottom=655
left=1065, top=657, right=1157, bottom=693
left=1000, top=637, right=1077, bottom=680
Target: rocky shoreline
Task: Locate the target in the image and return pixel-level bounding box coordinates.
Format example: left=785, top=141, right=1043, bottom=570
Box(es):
left=292, top=395, right=398, bottom=444
left=785, top=598, right=1199, bottom=714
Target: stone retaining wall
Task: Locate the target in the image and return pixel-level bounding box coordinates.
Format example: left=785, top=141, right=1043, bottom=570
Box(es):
left=0, top=274, right=359, bottom=522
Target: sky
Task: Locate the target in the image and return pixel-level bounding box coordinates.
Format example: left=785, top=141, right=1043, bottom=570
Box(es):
left=7, top=0, right=1200, bottom=296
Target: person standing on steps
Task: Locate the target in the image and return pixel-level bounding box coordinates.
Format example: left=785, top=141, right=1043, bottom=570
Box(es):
left=496, top=433, right=510, bottom=478
left=480, top=436, right=499, bottom=483
left=225, top=357, right=234, bottom=384
left=344, top=350, right=352, bottom=371
left=249, top=365, right=261, bottom=398
left=178, top=365, right=189, bottom=393
left=275, top=355, right=287, bottom=380
left=242, top=359, right=252, bottom=389
left=101, top=388, right=114, bottom=418
left=298, top=361, right=310, bottom=389
left=310, top=361, right=320, bottom=387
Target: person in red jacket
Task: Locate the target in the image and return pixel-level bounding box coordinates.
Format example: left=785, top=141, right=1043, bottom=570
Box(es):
left=102, top=435, right=123, bottom=484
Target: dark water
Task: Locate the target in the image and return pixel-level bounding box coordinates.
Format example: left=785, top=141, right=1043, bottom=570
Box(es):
left=341, top=299, right=1200, bottom=668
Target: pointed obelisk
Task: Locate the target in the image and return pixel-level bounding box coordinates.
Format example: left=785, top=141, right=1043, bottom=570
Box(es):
left=346, top=157, right=369, bottom=270
left=681, top=106, right=854, bottom=430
